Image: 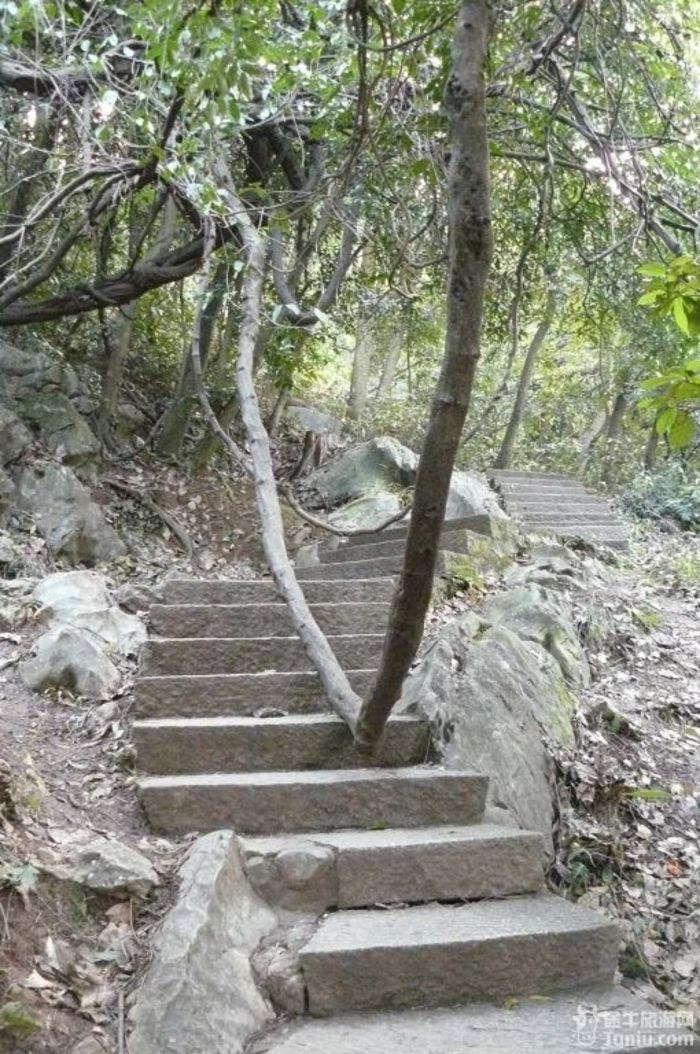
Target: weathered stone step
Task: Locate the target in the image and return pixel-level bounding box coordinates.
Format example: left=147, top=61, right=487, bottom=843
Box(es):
left=133, top=713, right=428, bottom=774
left=320, top=528, right=477, bottom=565
left=300, top=892, right=618, bottom=1015
left=134, top=669, right=377, bottom=718
left=141, top=634, right=384, bottom=676
left=513, top=509, right=617, bottom=525
left=297, top=556, right=401, bottom=580
left=526, top=523, right=628, bottom=548
left=257, top=986, right=696, bottom=1053
left=163, top=578, right=396, bottom=606
left=243, top=823, right=543, bottom=910
left=343, top=514, right=494, bottom=549
left=138, top=766, right=488, bottom=835
left=490, top=470, right=574, bottom=482
left=150, top=602, right=390, bottom=639
left=496, top=482, right=590, bottom=498
left=508, top=494, right=610, bottom=508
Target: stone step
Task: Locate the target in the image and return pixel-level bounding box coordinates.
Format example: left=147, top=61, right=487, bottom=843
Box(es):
left=300, top=892, right=618, bottom=1015
left=512, top=509, right=617, bottom=525
left=133, top=714, right=428, bottom=774
left=138, top=766, right=488, bottom=835
left=243, top=823, right=543, bottom=910
left=163, top=578, right=396, bottom=606
left=297, top=556, right=401, bottom=580
left=343, top=514, right=495, bottom=549
left=140, top=634, right=384, bottom=676
left=257, top=986, right=697, bottom=1053
left=319, top=528, right=476, bottom=565
left=524, top=523, right=628, bottom=548
left=507, top=494, right=610, bottom=508
left=149, top=602, right=391, bottom=639
left=497, top=483, right=591, bottom=498
left=490, top=470, right=575, bottom=482
left=134, top=669, right=377, bottom=718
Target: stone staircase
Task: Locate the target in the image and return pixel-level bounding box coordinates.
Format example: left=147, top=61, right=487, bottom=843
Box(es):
left=134, top=514, right=691, bottom=1052
left=490, top=469, right=628, bottom=550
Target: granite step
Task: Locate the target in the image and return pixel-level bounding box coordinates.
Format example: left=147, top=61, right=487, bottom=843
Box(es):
left=525, top=523, right=628, bottom=548
left=253, top=986, right=696, bottom=1053
left=140, top=634, right=385, bottom=676
left=319, top=528, right=478, bottom=565
left=300, top=892, right=618, bottom=1015
left=149, top=602, right=391, bottom=639
left=490, top=470, right=576, bottom=483
left=133, top=713, right=428, bottom=774
left=297, top=556, right=402, bottom=580
left=163, top=578, right=396, bottom=606
left=243, top=823, right=543, bottom=910
left=138, top=766, right=488, bottom=835
left=134, top=668, right=377, bottom=718
left=512, top=509, right=618, bottom=525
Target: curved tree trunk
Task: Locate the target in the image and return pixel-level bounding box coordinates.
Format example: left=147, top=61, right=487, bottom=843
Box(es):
left=355, top=0, right=493, bottom=749
left=493, top=289, right=556, bottom=469
left=376, top=325, right=403, bottom=401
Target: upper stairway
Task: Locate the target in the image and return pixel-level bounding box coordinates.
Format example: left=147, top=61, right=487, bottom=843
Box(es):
left=490, top=469, right=628, bottom=550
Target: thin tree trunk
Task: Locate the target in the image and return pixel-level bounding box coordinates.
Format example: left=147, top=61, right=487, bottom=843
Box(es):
left=211, top=163, right=362, bottom=730
left=493, top=289, right=555, bottom=468
left=644, top=419, right=660, bottom=470
left=156, top=262, right=226, bottom=456
left=348, top=314, right=371, bottom=421
left=601, top=389, right=628, bottom=482
left=268, top=386, right=289, bottom=437
left=376, top=325, right=403, bottom=401
left=355, top=0, right=493, bottom=748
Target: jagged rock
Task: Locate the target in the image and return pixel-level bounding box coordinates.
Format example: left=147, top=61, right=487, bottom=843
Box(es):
left=401, top=615, right=577, bottom=854
left=328, top=491, right=406, bottom=531
left=71, top=1036, right=109, bottom=1054
left=48, top=836, right=158, bottom=898
left=0, top=404, right=32, bottom=465
left=308, top=436, right=417, bottom=504
left=115, top=580, right=163, bottom=613
left=0, top=339, right=51, bottom=380
left=16, top=464, right=125, bottom=565
left=481, top=584, right=590, bottom=686
left=33, top=570, right=146, bottom=656
left=252, top=944, right=306, bottom=1014
left=20, top=625, right=120, bottom=699
left=17, top=392, right=99, bottom=466
left=116, top=401, right=147, bottom=436
left=447, top=470, right=507, bottom=521
left=129, top=830, right=276, bottom=1054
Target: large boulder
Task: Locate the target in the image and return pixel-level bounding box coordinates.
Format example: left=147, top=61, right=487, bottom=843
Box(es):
left=17, top=391, right=99, bottom=466
left=328, top=491, right=406, bottom=531
left=20, top=625, right=120, bottom=699
left=0, top=404, right=32, bottom=465
left=401, top=615, right=576, bottom=854
left=33, top=570, right=146, bottom=656
left=308, top=437, right=417, bottom=504
left=129, top=831, right=277, bottom=1054
left=447, top=469, right=506, bottom=521
left=287, top=402, right=343, bottom=436
left=480, top=583, right=590, bottom=687
left=0, top=468, right=14, bottom=525
left=16, top=465, right=125, bottom=565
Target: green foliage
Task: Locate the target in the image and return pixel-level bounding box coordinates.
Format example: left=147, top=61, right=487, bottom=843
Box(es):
left=623, top=465, right=700, bottom=530
left=0, top=1002, right=41, bottom=1037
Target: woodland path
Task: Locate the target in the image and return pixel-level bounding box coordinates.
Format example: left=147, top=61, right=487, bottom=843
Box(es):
left=132, top=478, right=691, bottom=1051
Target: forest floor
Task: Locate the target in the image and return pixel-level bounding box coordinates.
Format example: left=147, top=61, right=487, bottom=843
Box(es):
left=0, top=472, right=698, bottom=1052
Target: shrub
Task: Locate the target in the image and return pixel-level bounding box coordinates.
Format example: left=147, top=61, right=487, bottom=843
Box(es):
left=623, top=464, right=700, bottom=530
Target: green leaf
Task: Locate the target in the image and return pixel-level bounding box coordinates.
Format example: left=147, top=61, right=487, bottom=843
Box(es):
left=637, top=290, right=661, bottom=306
left=672, top=297, right=691, bottom=335
left=668, top=412, right=695, bottom=451
left=656, top=406, right=677, bottom=434
left=638, top=262, right=667, bottom=277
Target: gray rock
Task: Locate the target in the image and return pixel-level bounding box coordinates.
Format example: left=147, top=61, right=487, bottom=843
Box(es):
left=20, top=625, right=120, bottom=699
left=401, top=615, right=577, bottom=854
left=17, top=391, right=99, bottom=466
left=0, top=338, right=51, bottom=378
left=71, top=1037, right=108, bottom=1054
left=0, top=404, right=32, bottom=465
left=481, top=584, right=590, bottom=686
left=328, top=491, right=405, bottom=531
left=245, top=841, right=338, bottom=913
left=446, top=470, right=507, bottom=521
left=129, top=830, right=276, bottom=1054
left=0, top=468, right=14, bottom=523
left=17, top=464, right=125, bottom=565
left=50, top=836, right=158, bottom=898
left=33, top=570, right=146, bottom=655
left=287, top=403, right=343, bottom=435
left=308, top=436, right=417, bottom=504
left=253, top=944, right=306, bottom=1014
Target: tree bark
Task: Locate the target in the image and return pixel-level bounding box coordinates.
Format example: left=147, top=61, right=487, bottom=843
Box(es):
left=376, top=325, right=403, bottom=401
left=493, top=289, right=556, bottom=469
left=354, top=0, right=493, bottom=749
left=347, top=324, right=371, bottom=421
left=644, top=419, right=660, bottom=470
